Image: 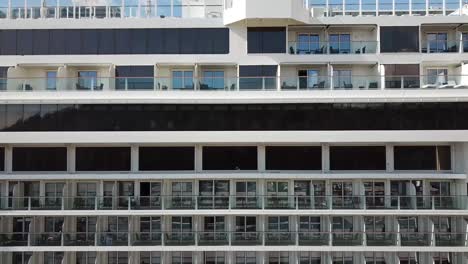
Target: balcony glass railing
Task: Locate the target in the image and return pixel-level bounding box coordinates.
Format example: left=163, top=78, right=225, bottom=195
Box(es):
left=2, top=231, right=462, bottom=247
left=1, top=76, right=467, bottom=91
left=289, top=41, right=378, bottom=55
left=0, top=75, right=468, bottom=92
left=1, top=1, right=223, bottom=19
left=1, top=195, right=466, bottom=211
left=421, top=40, right=460, bottom=53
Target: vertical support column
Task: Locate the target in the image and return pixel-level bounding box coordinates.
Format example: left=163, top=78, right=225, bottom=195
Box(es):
left=195, top=145, right=203, bottom=173
left=376, top=0, right=379, bottom=16
left=425, top=0, right=429, bottom=15
left=359, top=0, right=362, bottom=15
left=236, top=65, right=240, bottom=91
left=328, top=64, right=333, bottom=89
left=131, top=145, right=139, bottom=173
left=386, top=144, right=394, bottom=172
left=379, top=64, right=385, bottom=90
left=409, top=0, right=412, bottom=14
left=392, top=0, right=395, bottom=15
left=277, top=64, right=281, bottom=91
left=322, top=144, right=330, bottom=173
left=257, top=145, right=266, bottom=172
left=5, top=145, right=12, bottom=173
left=194, top=64, right=199, bottom=90
left=442, top=0, right=446, bottom=15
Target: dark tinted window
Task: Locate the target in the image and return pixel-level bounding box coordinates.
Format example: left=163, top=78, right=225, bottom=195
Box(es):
left=0, top=148, right=4, bottom=171
left=266, top=146, right=322, bottom=170
left=203, top=147, right=257, bottom=170
left=116, top=66, right=154, bottom=77
left=139, top=147, right=194, bottom=171
left=13, top=147, right=67, bottom=171
left=330, top=146, right=386, bottom=170
left=394, top=146, right=451, bottom=170
left=0, top=28, right=229, bottom=55
left=2, top=103, right=468, bottom=131
left=76, top=147, right=131, bottom=171
left=380, top=27, right=419, bottom=52
left=248, top=27, right=286, bottom=53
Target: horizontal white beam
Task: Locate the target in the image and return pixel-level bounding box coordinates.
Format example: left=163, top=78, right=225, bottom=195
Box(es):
left=1, top=172, right=464, bottom=180
left=0, top=131, right=468, bottom=144
left=0, top=245, right=465, bottom=252
left=2, top=90, right=468, bottom=104
left=0, top=209, right=466, bottom=216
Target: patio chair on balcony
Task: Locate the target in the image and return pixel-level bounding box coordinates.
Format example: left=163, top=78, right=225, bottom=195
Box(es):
left=439, top=81, right=456, bottom=88
left=368, top=82, right=378, bottom=89
left=343, top=82, right=353, bottom=89
left=313, top=81, right=326, bottom=89
left=289, top=46, right=295, bottom=54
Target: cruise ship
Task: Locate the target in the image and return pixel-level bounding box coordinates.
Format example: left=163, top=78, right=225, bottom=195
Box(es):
left=0, top=0, right=468, bottom=263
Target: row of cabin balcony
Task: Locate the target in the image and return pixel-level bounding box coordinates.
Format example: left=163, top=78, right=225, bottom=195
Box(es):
left=0, top=251, right=463, bottom=264
left=1, top=63, right=468, bottom=91
left=0, top=0, right=467, bottom=20
left=0, top=179, right=464, bottom=211
left=0, top=215, right=466, bottom=248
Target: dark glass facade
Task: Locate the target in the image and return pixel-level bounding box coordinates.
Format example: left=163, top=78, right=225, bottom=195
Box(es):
left=139, top=147, right=195, bottom=171
left=12, top=147, right=67, bottom=171
left=247, top=27, right=286, bottom=53
left=380, top=27, right=419, bottom=52
left=330, top=146, right=386, bottom=170
left=203, top=147, right=258, bottom=170
left=0, top=103, right=467, bottom=131
left=394, top=146, right=451, bottom=170
left=265, top=146, right=322, bottom=170
left=0, top=28, right=229, bottom=55
left=76, top=147, right=131, bottom=171
left=0, top=147, right=4, bottom=171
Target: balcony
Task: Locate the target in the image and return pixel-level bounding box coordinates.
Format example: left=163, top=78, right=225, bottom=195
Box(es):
left=400, top=233, right=431, bottom=246
left=332, top=232, right=363, bottom=246
left=366, top=232, right=397, bottom=246
left=2, top=0, right=223, bottom=19
left=198, top=232, right=229, bottom=246
left=1, top=231, right=466, bottom=248
left=1, top=195, right=467, bottom=211
left=2, top=75, right=467, bottom=92
left=288, top=41, right=378, bottom=55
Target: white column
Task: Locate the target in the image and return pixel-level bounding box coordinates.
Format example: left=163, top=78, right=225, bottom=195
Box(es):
left=257, top=145, right=266, bottom=172
left=67, top=145, right=75, bottom=173
left=5, top=145, right=12, bottom=173
left=195, top=145, right=203, bottom=172
left=322, top=144, right=330, bottom=172
left=131, top=145, right=139, bottom=172
left=386, top=144, right=394, bottom=172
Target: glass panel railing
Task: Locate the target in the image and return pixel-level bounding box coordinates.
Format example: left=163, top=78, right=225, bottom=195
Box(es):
left=63, top=233, right=95, bottom=246
left=0, top=233, right=29, bottom=246
left=97, top=232, right=129, bottom=246
left=400, top=232, right=431, bottom=246
left=130, top=196, right=162, bottom=210
left=197, top=196, right=229, bottom=209
left=230, top=196, right=262, bottom=209
left=231, top=232, right=262, bottom=245
left=435, top=233, right=466, bottom=246
left=164, top=232, right=195, bottom=246
left=131, top=232, right=162, bottom=246
left=280, top=76, right=330, bottom=90
left=1, top=2, right=223, bottom=19
left=332, top=232, right=363, bottom=246
left=198, top=232, right=229, bottom=246
left=30, top=232, right=62, bottom=246
left=0, top=195, right=466, bottom=210
left=164, top=196, right=196, bottom=209
left=422, top=40, right=460, bottom=53
left=298, top=232, right=330, bottom=246
left=0, top=232, right=467, bottom=247
left=288, top=41, right=378, bottom=54
left=366, top=232, right=397, bottom=246
left=264, top=196, right=295, bottom=209
left=1, top=76, right=468, bottom=91
left=264, top=231, right=295, bottom=245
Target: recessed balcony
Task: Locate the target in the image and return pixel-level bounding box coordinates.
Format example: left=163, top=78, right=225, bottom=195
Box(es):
left=2, top=0, right=224, bottom=19
left=1, top=231, right=467, bottom=248
left=2, top=195, right=467, bottom=211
